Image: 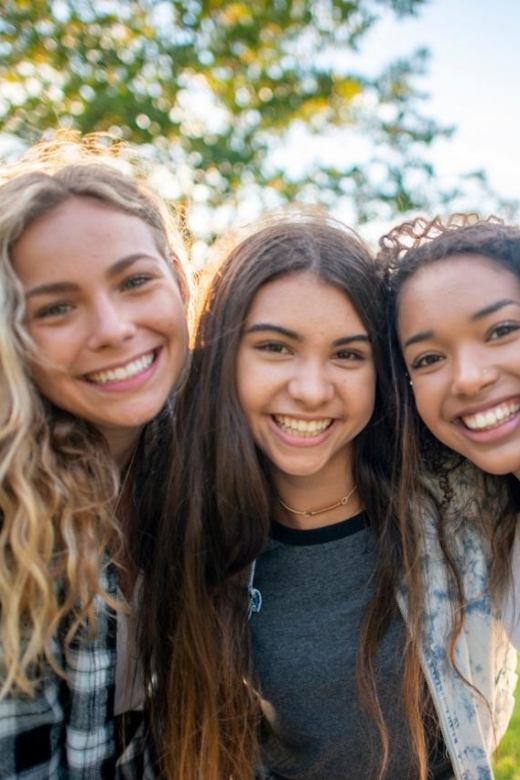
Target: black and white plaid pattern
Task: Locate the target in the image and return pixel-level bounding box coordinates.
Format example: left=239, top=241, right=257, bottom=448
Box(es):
left=0, top=564, right=152, bottom=779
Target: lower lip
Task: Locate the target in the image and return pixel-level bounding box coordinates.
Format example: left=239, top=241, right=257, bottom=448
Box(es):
left=84, top=350, right=160, bottom=393
left=268, top=416, right=337, bottom=448
left=456, top=408, right=520, bottom=444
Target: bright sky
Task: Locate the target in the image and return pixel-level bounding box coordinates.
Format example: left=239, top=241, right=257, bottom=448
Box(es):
left=213, top=0, right=520, bottom=253
left=363, top=0, right=520, bottom=211
left=2, top=0, right=518, bottom=255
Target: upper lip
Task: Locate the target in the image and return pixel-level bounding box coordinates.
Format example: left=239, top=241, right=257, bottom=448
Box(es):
left=82, top=348, right=157, bottom=377
left=273, top=414, right=336, bottom=420
left=451, top=394, right=520, bottom=421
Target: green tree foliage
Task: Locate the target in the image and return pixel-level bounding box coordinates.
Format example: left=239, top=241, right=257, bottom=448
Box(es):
left=0, top=0, right=466, bottom=233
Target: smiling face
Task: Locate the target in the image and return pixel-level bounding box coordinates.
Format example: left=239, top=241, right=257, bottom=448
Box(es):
left=236, top=271, right=377, bottom=500
left=13, top=196, right=188, bottom=461
left=398, top=253, right=520, bottom=478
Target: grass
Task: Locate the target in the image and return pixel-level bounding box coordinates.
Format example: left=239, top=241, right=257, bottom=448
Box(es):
left=494, top=660, right=520, bottom=780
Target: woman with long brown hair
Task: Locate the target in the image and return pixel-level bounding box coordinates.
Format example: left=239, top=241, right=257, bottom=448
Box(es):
left=141, top=211, right=516, bottom=780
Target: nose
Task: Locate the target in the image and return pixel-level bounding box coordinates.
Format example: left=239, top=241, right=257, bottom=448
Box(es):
left=86, top=297, right=137, bottom=350
left=288, top=359, right=334, bottom=408
left=451, top=349, right=498, bottom=396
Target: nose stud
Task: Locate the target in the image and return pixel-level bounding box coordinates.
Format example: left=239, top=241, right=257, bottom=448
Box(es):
left=482, top=368, right=488, bottom=375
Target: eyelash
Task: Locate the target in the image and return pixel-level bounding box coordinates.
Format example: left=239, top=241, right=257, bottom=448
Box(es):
left=255, top=343, right=366, bottom=362
left=32, top=274, right=155, bottom=319
left=488, top=322, right=520, bottom=340
left=256, top=342, right=290, bottom=354
left=122, top=274, right=153, bottom=290
left=334, top=349, right=364, bottom=361
left=34, top=301, right=73, bottom=319
left=410, top=353, right=443, bottom=370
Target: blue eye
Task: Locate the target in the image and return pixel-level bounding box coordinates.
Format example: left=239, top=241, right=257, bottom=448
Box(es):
left=35, top=302, right=73, bottom=319
left=123, top=274, right=152, bottom=290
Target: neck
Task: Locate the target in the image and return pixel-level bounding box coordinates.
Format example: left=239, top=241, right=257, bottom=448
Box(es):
left=102, top=427, right=143, bottom=470
left=273, top=472, right=359, bottom=530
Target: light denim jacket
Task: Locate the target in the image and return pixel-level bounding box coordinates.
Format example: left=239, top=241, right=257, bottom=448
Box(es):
left=397, top=464, right=518, bottom=780
left=398, top=519, right=517, bottom=779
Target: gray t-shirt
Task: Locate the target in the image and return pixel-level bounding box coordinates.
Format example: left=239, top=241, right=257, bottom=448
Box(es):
left=250, top=513, right=453, bottom=780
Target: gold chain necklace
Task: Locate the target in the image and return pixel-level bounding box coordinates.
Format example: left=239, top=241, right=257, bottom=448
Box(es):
left=276, top=485, right=357, bottom=519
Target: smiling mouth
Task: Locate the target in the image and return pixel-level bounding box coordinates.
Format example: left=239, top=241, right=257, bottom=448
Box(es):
left=273, top=415, right=333, bottom=438
left=85, top=350, right=157, bottom=385
left=460, top=400, right=520, bottom=431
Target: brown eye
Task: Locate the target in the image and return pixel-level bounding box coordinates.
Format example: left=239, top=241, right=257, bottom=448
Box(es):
left=411, top=353, right=443, bottom=370
left=489, top=322, right=520, bottom=340
left=257, top=342, right=290, bottom=354
left=335, top=349, right=363, bottom=361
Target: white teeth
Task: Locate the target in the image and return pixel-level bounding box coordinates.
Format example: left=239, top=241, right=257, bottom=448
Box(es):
left=462, top=401, right=520, bottom=431
left=87, top=352, right=155, bottom=385
left=274, top=415, right=332, bottom=437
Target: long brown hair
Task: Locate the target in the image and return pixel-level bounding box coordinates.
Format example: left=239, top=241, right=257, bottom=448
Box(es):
left=141, top=210, right=440, bottom=779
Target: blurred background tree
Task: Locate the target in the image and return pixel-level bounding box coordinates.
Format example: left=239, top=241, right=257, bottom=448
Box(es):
left=0, top=0, right=509, bottom=254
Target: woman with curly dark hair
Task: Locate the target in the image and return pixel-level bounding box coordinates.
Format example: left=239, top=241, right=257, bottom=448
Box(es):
left=381, top=214, right=520, bottom=650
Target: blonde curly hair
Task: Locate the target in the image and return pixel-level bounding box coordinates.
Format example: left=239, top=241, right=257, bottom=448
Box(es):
left=0, top=136, right=190, bottom=697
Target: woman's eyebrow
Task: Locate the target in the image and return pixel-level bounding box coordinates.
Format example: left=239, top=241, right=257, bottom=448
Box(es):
left=244, top=323, right=300, bottom=340
left=402, top=299, right=520, bottom=350
left=402, top=330, right=433, bottom=350
left=106, top=253, right=161, bottom=278
left=333, top=334, right=371, bottom=346
left=244, top=326, right=370, bottom=346
left=471, top=298, right=519, bottom=321
left=25, top=253, right=161, bottom=298
left=25, top=280, right=79, bottom=298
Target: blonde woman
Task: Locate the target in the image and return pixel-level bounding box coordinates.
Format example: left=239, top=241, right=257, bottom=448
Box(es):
left=0, top=140, right=190, bottom=778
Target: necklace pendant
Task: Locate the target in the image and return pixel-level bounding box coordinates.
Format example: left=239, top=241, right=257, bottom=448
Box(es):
left=340, top=496, right=348, bottom=505
left=303, top=510, right=312, bottom=518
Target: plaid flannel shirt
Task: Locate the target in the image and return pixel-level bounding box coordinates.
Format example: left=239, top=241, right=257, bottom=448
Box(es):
left=0, top=563, right=155, bottom=779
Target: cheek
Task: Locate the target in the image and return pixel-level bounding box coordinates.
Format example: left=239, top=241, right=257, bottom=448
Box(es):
left=26, top=329, right=71, bottom=372
left=29, top=360, right=66, bottom=406
left=362, top=366, right=377, bottom=410
left=235, top=351, right=268, bottom=421
left=168, top=313, right=189, bottom=354
left=158, top=294, right=189, bottom=346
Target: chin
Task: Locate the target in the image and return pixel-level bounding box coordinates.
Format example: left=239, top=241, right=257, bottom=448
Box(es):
left=471, top=457, right=520, bottom=478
